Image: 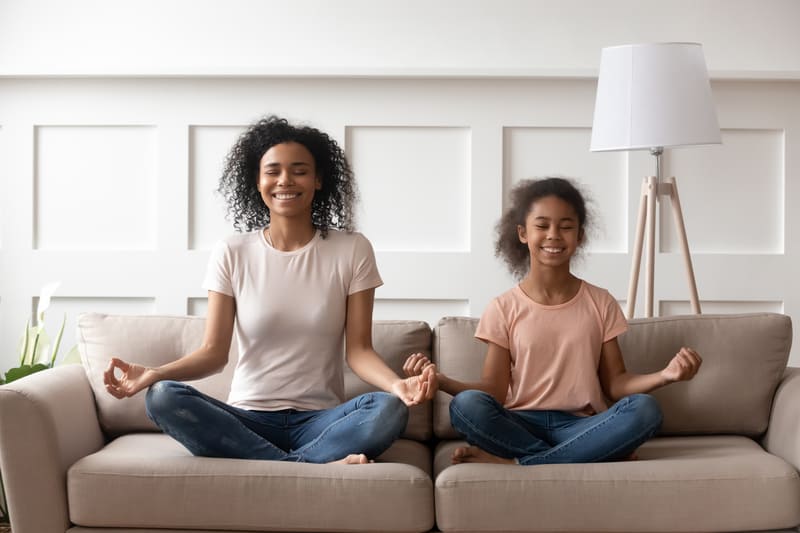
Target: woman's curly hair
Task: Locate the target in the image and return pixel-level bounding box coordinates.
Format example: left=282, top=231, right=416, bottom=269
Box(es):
left=218, top=115, right=357, bottom=237
left=496, top=177, right=592, bottom=280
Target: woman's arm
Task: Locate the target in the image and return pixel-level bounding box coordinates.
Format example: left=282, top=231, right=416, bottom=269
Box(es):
left=404, top=341, right=511, bottom=403
left=344, top=288, right=436, bottom=406
left=103, top=290, right=235, bottom=398
left=598, top=337, right=702, bottom=401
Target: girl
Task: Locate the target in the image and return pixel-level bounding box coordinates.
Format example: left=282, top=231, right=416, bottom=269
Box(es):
left=104, top=115, right=437, bottom=464
left=405, top=177, right=700, bottom=465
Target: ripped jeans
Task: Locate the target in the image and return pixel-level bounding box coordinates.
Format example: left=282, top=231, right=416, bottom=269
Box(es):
left=145, top=380, right=408, bottom=463
left=449, top=390, right=662, bottom=465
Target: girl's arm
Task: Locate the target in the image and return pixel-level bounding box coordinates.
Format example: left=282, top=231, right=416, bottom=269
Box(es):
left=103, top=290, right=235, bottom=398
left=404, top=341, right=511, bottom=403
left=345, top=288, right=436, bottom=406
left=598, top=337, right=702, bottom=401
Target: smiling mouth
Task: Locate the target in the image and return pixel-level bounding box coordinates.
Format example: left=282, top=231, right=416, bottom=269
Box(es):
left=541, top=247, right=565, bottom=254
left=273, top=193, right=300, bottom=200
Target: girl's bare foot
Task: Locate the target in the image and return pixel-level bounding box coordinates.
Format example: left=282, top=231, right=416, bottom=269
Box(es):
left=330, top=453, right=370, bottom=465
left=452, top=446, right=515, bottom=465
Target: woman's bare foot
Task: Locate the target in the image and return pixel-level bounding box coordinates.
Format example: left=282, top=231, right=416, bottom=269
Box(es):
left=329, top=453, right=370, bottom=465
left=452, top=446, right=515, bottom=465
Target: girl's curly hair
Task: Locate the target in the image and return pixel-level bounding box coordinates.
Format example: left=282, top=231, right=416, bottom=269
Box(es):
left=218, top=115, right=357, bottom=237
left=496, top=177, right=592, bottom=280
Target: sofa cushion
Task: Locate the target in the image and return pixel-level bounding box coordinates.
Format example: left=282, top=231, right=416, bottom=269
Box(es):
left=68, top=434, right=433, bottom=532
left=78, top=313, right=432, bottom=440
left=433, top=436, right=800, bottom=532
left=620, top=313, right=791, bottom=435
left=432, top=313, right=792, bottom=438
left=346, top=320, right=433, bottom=441
left=78, top=313, right=237, bottom=438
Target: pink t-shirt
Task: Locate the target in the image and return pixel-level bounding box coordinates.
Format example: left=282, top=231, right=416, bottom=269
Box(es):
left=203, top=228, right=383, bottom=411
left=475, top=281, right=627, bottom=415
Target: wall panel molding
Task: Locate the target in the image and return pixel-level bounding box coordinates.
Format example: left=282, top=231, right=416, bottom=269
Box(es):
left=1, top=77, right=798, bottom=367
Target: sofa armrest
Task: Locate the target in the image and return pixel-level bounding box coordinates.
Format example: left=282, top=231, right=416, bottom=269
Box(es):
left=762, top=367, right=800, bottom=470
left=0, top=364, right=105, bottom=533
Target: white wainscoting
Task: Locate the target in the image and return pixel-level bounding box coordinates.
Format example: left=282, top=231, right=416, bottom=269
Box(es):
left=0, top=77, right=798, bottom=366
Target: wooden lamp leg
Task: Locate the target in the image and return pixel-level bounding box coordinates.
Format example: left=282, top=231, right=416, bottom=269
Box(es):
left=665, top=176, right=701, bottom=314
left=627, top=177, right=650, bottom=319
left=627, top=175, right=700, bottom=318
left=644, top=176, right=658, bottom=318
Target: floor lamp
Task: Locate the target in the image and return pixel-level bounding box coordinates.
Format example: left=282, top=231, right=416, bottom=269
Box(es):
left=590, top=43, right=721, bottom=319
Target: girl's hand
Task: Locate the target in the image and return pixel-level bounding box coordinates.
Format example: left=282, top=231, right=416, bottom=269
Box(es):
left=103, top=357, right=159, bottom=399
left=660, top=347, right=702, bottom=384
left=392, top=364, right=438, bottom=406
left=403, top=352, right=433, bottom=377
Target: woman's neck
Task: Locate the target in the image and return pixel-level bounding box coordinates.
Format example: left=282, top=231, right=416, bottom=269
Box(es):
left=519, top=267, right=581, bottom=306
left=265, top=219, right=317, bottom=251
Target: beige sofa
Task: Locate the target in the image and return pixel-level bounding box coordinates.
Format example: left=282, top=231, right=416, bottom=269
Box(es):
left=0, top=312, right=798, bottom=533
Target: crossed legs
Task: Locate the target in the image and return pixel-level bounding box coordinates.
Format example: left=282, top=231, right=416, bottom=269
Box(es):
left=145, top=380, right=408, bottom=463
left=448, top=390, right=662, bottom=465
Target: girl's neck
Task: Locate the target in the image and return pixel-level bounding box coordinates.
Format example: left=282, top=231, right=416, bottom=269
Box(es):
left=264, top=219, right=317, bottom=251
left=519, top=267, right=581, bottom=306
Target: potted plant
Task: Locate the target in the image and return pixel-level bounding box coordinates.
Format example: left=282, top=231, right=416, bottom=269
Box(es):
left=0, top=282, right=81, bottom=530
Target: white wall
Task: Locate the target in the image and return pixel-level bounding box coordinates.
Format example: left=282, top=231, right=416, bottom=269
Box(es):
left=2, top=0, right=799, bottom=77
left=1, top=1, right=799, bottom=369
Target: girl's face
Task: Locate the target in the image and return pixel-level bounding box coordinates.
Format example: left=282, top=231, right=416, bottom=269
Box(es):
left=517, top=195, right=583, bottom=269
left=257, top=142, right=322, bottom=222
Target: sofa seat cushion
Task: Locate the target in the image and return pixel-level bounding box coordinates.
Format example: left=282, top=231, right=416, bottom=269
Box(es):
left=433, top=436, right=800, bottom=532
left=68, top=434, right=433, bottom=532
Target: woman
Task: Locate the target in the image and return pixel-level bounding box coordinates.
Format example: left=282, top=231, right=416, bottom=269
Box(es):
left=104, top=115, right=437, bottom=464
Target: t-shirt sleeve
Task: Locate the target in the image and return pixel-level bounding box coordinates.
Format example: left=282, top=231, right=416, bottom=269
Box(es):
left=602, top=291, right=628, bottom=342
left=475, top=298, right=511, bottom=349
left=202, top=240, right=235, bottom=297
left=349, top=233, right=384, bottom=295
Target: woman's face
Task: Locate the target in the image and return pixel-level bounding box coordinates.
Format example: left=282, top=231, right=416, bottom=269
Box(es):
left=257, top=142, right=321, bottom=222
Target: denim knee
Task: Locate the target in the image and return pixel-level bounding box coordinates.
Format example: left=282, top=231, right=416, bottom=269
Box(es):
left=145, top=380, right=185, bottom=422
left=450, top=389, right=492, bottom=415
left=449, top=390, right=493, bottom=432
left=626, top=393, right=663, bottom=435
left=371, top=392, right=409, bottom=437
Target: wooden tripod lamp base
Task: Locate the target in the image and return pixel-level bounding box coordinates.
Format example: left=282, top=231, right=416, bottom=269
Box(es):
left=626, top=175, right=701, bottom=319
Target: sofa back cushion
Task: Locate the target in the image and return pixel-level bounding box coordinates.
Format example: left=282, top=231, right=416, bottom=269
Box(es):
left=345, top=320, right=433, bottom=441
left=78, top=313, right=432, bottom=441
left=432, top=313, right=792, bottom=439
left=619, top=313, right=791, bottom=436
left=78, top=314, right=236, bottom=438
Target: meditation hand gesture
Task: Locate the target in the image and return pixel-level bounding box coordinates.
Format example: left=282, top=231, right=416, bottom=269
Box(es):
left=660, top=347, right=702, bottom=384
left=103, top=357, right=158, bottom=399
left=392, top=364, right=438, bottom=406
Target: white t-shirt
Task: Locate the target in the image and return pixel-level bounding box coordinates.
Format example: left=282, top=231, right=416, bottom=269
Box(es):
left=203, top=228, right=383, bottom=411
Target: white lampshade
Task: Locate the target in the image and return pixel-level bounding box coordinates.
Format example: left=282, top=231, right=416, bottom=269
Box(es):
left=590, top=42, right=721, bottom=152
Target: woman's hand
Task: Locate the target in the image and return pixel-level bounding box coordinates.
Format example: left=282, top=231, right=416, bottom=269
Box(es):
left=392, top=364, right=438, bottom=406
left=660, top=347, right=702, bottom=384
left=403, top=352, right=434, bottom=377
left=103, top=357, right=160, bottom=399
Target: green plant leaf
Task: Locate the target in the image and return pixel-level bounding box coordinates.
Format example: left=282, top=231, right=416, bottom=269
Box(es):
left=18, top=320, right=31, bottom=365
left=3, top=363, right=50, bottom=384
left=28, top=329, right=40, bottom=366
left=29, top=326, right=50, bottom=366
left=49, top=313, right=67, bottom=366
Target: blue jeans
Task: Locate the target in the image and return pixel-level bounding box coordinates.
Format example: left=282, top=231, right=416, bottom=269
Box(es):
left=449, top=390, right=662, bottom=465
left=145, top=381, right=408, bottom=463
